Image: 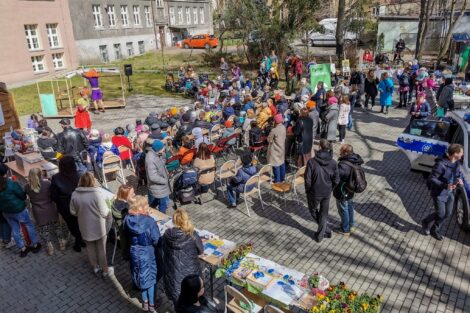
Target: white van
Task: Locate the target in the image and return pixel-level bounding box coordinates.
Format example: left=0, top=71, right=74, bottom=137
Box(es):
left=396, top=110, right=470, bottom=231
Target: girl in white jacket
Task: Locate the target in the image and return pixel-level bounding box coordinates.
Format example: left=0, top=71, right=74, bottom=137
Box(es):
left=338, top=95, right=351, bottom=143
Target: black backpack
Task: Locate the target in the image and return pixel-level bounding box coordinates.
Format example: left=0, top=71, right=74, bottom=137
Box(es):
left=343, top=161, right=367, bottom=193
left=399, top=74, right=410, bottom=87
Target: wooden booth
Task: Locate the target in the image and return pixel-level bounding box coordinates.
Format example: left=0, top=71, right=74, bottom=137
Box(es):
left=0, top=83, right=21, bottom=140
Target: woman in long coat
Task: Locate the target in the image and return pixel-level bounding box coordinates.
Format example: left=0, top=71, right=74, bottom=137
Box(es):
left=267, top=114, right=287, bottom=182
left=378, top=72, right=394, bottom=114
left=364, top=70, right=378, bottom=109
left=294, top=108, right=314, bottom=167
left=325, top=96, right=339, bottom=142
left=122, top=196, right=161, bottom=312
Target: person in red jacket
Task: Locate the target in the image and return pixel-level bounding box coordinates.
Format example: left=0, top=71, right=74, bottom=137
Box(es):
left=112, top=127, right=133, bottom=161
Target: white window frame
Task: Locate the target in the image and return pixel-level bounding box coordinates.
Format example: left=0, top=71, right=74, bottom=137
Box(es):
left=169, top=7, right=175, bottom=25
left=133, top=5, right=141, bottom=26
left=107, top=5, right=116, bottom=27
left=156, top=0, right=164, bottom=7
left=193, top=7, right=198, bottom=25
left=121, top=5, right=129, bottom=27
left=185, top=7, right=191, bottom=25
left=138, top=41, right=145, bottom=54
left=144, top=6, right=152, bottom=27
left=24, top=25, right=41, bottom=50
left=92, top=5, right=103, bottom=27
left=52, top=53, right=65, bottom=69
left=31, top=55, right=46, bottom=73
left=46, top=24, right=60, bottom=48
left=114, top=43, right=122, bottom=60
left=199, top=7, right=204, bottom=24
left=177, top=7, right=183, bottom=25
left=126, top=42, right=134, bottom=57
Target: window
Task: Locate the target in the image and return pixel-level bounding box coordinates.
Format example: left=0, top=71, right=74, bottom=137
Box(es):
left=31, top=55, right=46, bottom=73
left=107, top=5, right=116, bottom=27
left=193, top=7, right=198, bottom=25
left=99, top=45, right=109, bottom=63
left=169, top=7, right=175, bottom=25
left=133, top=6, right=141, bottom=25
left=177, top=7, right=183, bottom=25
left=114, top=43, right=122, bottom=60
left=52, top=53, right=65, bottom=69
left=185, top=8, right=191, bottom=25
left=199, top=8, right=204, bottom=24
left=126, top=42, right=134, bottom=57
left=138, top=41, right=145, bottom=54
left=144, top=6, right=152, bottom=27
left=92, top=5, right=103, bottom=27
left=121, top=5, right=129, bottom=27
left=24, top=25, right=40, bottom=50
left=156, top=0, right=163, bottom=7
left=46, top=24, right=60, bottom=48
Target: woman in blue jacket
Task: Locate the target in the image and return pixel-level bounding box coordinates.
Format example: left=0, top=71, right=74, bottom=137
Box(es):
left=378, top=72, right=394, bottom=114
left=122, top=196, right=161, bottom=313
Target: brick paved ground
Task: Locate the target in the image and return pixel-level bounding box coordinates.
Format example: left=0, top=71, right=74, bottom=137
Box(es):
left=5, top=96, right=470, bottom=313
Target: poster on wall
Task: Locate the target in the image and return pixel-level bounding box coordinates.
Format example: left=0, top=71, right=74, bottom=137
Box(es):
left=0, top=103, right=5, bottom=127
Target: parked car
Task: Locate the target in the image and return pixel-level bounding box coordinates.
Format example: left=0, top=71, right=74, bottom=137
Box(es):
left=181, top=34, right=218, bottom=49
left=306, top=18, right=358, bottom=46
left=396, top=110, right=470, bottom=231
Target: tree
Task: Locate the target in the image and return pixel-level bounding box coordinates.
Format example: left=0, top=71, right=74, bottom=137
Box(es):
left=437, top=0, right=468, bottom=65
left=415, top=0, right=437, bottom=61
left=336, top=0, right=346, bottom=63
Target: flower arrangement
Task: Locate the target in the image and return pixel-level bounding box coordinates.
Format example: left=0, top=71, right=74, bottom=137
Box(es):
left=215, top=243, right=253, bottom=279
left=310, top=282, right=383, bottom=313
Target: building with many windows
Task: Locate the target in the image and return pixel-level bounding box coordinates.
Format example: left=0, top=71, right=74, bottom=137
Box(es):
left=0, top=0, right=78, bottom=86
left=68, top=0, right=159, bottom=64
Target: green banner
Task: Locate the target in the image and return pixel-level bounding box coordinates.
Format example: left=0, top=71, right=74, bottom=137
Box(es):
left=310, top=64, right=332, bottom=93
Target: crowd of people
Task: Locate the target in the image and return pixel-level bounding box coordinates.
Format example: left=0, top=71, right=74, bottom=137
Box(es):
left=0, top=49, right=463, bottom=311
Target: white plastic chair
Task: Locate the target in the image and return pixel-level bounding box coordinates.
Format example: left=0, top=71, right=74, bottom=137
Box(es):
left=210, top=124, right=222, bottom=143
left=264, top=305, right=283, bottom=313
left=242, top=175, right=263, bottom=217
left=224, top=285, right=263, bottom=313
left=117, top=145, right=136, bottom=173
left=215, top=160, right=236, bottom=199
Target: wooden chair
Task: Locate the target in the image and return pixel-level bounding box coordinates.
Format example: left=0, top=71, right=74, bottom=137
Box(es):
left=101, top=155, right=126, bottom=188
left=224, top=285, right=263, bottom=313
left=264, top=305, right=284, bottom=313
left=117, top=145, right=136, bottom=173
left=242, top=175, right=263, bottom=217
left=215, top=160, right=236, bottom=199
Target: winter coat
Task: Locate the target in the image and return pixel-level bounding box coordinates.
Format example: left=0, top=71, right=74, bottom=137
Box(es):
left=295, top=59, right=303, bottom=75
left=111, top=199, right=129, bottom=228
left=325, top=104, right=339, bottom=141
left=88, top=138, right=102, bottom=163
left=409, top=101, right=431, bottom=120
left=123, top=214, right=161, bottom=290
left=193, top=119, right=212, bottom=130
left=267, top=124, right=286, bottom=166
left=429, top=157, right=461, bottom=201
left=256, top=107, right=272, bottom=129
left=37, top=137, right=57, bottom=159
left=146, top=150, right=171, bottom=198
left=25, top=180, right=58, bottom=226
left=312, top=88, right=326, bottom=109
left=338, top=104, right=351, bottom=126
left=174, top=123, right=193, bottom=144
left=437, top=84, right=454, bottom=109
left=50, top=173, right=79, bottom=215
left=95, top=144, right=120, bottom=166
left=364, top=77, right=378, bottom=98
left=70, top=187, right=112, bottom=241
left=308, top=110, right=319, bottom=139
left=0, top=179, right=26, bottom=214
left=305, top=150, right=339, bottom=198
left=161, top=228, right=204, bottom=303
left=378, top=78, right=394, bottom=106
left=112, top=135, right=132, bottom=160
left=56, top=127, right=88, bottom=161
left=193, top=156, right=216, bottom=185
left=333, top=153, right=364, bottom=200
left=222, top=127, right=236, bottom=145
left=294, top=116, right=314, bottom=155
left=230, top=165, right=257, bottom=193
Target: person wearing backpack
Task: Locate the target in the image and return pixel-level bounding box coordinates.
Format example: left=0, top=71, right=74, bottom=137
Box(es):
left=333, top=144, right=365, bottom=235
left=378, top=72, right=394, bottom=114
left=305, top=139, right=339, bottom=243
left=146, top=140, right=171, bottom=214
left=422, top=144, right=463, bottom=241
left=397, top=69, right=410, bottom=108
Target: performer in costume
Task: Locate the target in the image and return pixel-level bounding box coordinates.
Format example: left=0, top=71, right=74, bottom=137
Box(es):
left=75, top=90, right=92, bottom=130
left=82, top=69, right=105, bottom=113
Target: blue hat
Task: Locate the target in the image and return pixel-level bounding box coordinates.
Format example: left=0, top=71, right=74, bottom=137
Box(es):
left=152, top=140, right=165, bottom=152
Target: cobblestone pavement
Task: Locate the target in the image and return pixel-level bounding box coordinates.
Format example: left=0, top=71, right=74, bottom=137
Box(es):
left=6, top=97, right=470, bottom=313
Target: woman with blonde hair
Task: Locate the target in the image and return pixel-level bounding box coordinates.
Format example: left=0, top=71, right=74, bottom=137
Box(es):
left=26, top=168, right=67, bottom=255
left=122, top=196, right=161, bottom=312
left=161, top=208, right=203, bottom=304
left=70, top=172, right=113, bottom=278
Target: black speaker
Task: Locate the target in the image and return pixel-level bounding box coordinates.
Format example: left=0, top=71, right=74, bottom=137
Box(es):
left=124, top=64, right=133, bottom=76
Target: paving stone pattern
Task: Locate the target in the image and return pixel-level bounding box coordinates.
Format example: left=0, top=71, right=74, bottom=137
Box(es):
left=5, top=97, right=470, bottom=313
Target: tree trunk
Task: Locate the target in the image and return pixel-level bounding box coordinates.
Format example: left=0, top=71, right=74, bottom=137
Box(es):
left=417, top=0, right=436, bottom=61
left=437, top=0, right=467, bottom=65
left=218, top=30, right=226, bottom=52
left=415, top=0, right=427, bottom=59
left=336, top=0, right=346, bottom=65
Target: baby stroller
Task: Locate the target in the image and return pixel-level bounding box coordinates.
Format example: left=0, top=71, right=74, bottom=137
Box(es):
left=172, top=167, right=198, bottom=205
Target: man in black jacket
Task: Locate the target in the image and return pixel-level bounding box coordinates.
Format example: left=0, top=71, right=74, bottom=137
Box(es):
left=422, top=144, right=464, bottom=240
left=333, top=144, right=364, bottom=235
left=56, top=118, right=88, bottom=174
left=305, top=139, right=339, bottom=242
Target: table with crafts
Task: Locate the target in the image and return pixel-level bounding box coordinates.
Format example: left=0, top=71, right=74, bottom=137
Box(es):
left=149, top=209, right=237, bottom=298
left=5, top=152, right=57, bottom=183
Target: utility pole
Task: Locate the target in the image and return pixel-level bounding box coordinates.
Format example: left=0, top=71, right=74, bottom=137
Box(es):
left=150, top=0, right=165, bottom=72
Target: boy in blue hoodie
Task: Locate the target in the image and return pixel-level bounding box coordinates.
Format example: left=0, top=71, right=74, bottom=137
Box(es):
left=227, top=153, right=257, bottom=208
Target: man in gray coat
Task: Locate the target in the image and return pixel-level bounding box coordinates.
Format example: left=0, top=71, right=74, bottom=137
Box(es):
left=146, top=140, right=171, bottom=213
